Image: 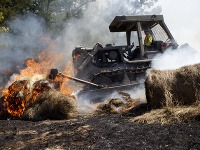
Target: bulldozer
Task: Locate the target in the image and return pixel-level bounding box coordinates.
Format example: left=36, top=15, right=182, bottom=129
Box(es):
left=50, top=15, right=178, bottom=101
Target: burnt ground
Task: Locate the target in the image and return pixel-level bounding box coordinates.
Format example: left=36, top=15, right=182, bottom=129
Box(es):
left=0, top=114, right=200, bottom=150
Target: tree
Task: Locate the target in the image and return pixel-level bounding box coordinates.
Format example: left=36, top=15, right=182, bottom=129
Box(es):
left=0, top=12, right=4, bottom=22
left=0, top=0, right=39, bottom=25
left=0, top=12, right=9, bottom=33
left=35, top=0, right=95, bottom=34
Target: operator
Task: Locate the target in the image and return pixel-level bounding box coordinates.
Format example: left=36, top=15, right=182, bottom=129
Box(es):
left=144, top=29, right=153, bottom=47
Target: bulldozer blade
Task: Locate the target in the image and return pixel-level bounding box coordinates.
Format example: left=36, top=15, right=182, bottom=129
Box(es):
left=77, top=82, right=140, bottom=103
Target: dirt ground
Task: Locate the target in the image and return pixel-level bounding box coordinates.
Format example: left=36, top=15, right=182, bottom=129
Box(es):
left=0, top=114, right=200, bottom=150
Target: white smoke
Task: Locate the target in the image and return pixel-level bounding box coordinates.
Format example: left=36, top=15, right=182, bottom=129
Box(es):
left=60, top=0, right=161, bottom=50
left=8, top=14, right=45, bottom=50
left=0, top=14, right=47, bottom=89
left=152, top=44, right=200, bottom=70
left=124, top=85, right=146, bottom=103
left=0, top=14, right=45, bottom=71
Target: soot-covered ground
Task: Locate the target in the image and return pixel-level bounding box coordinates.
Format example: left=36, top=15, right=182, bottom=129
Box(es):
left=0, top=114, right=200, bottom=150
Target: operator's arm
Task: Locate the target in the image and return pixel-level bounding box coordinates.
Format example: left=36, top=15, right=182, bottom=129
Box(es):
left=144, top=34, right=153, bottom=46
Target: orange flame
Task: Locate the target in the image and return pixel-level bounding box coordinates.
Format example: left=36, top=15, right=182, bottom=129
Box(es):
left=59, top=61, right=74, bottom=94
left=2, top=80, right=28, bottom=117
left=15, top=51, right=62, bottom=80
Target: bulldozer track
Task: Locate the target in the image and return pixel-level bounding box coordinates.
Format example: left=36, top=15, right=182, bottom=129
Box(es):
left=93, top=66, right=150, bottom=78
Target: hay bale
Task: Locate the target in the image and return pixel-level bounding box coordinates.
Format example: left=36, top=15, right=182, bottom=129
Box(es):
left=23, top=89, right=77, bottom=120
left=145, top=63, right=200, bottom=109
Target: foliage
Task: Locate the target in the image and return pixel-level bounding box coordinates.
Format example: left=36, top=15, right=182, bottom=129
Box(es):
left=0, top=0, right=160, bottom=34
left=37, top=0, right=95, bottom=34
left=0, top=12, right=9, bottom=34
left=0, top=0, right=38, bottom=25
left=0, top=0, right=95, bottom=33
left=0, top=12, right=4, bottom=22
left=0, top=26, right=9, bottom=33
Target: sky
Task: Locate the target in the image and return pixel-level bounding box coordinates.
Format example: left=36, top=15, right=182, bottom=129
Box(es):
left=157, top=0, right=200, bottom=51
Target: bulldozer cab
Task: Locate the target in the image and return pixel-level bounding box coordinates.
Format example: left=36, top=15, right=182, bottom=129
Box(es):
left=109, top=15, right=178, bottom=60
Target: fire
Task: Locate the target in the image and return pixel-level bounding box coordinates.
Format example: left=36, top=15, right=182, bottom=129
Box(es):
left=59, top=61, right=74, bottom=95
left=29, top=80, right=52, bottom=105
left=2, top=80, right=28, bottom=117
left=1, top=78, right=54, bottom=117
left=1, top=48, right=75, bottom=118
left=15, top=51, right=61, bottom=80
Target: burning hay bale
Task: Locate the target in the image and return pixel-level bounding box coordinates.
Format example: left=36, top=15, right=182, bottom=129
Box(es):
left=0, top=78, right=77, bottom=120
left=1, top=80, right=29, bottom=118
left=145, top=63, right=200, bottom=109
left=23, top=89, right=77, bottom=120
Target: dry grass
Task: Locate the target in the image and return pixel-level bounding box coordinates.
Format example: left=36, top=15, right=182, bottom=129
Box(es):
left=23, top=89, right=77, bottom=120
left=132, top=103, right=200, bottom=124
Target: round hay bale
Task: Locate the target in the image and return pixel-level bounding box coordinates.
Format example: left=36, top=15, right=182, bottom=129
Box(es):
left=23, top=89, right=77, bottom=120
left=145, top=63, right=200, bottom=109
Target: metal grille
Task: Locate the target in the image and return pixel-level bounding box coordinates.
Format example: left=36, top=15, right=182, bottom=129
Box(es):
left=151, top=24, right=169, bottom=42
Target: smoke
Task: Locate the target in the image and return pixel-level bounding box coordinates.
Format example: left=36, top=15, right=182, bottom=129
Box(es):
left=60, top=0, right=161, bottom=49
left=152, top=44, right=200, bottom=70
left=8, top=14, right=45, bottom=50
left=124, top=85, right=146, bottom=103
left=76, top=86, right=146, bottom=114
left=0, top=14, right=67, bottom=88
left=0, top=14, right=45, bottom=54
left=0, top=14, right=46, bottom=88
